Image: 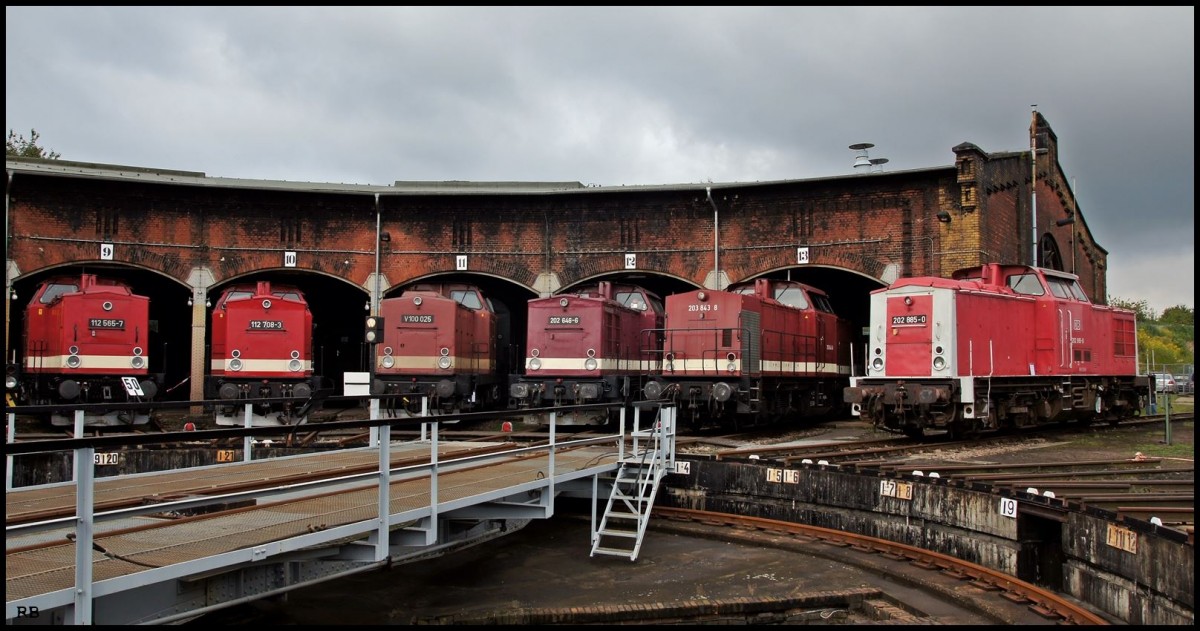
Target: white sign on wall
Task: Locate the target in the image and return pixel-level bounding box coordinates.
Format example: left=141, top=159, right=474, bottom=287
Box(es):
left=625, top=253, right=637, bottom=269
left=999, top=497, right=1018, bottom=519
left=284, top=251, right=298, bottom=267
left=456, top=255, right=468, bottom=271
left=100, top=243, right=115, bottom=261
left=796, top=247, right=810, bottom=264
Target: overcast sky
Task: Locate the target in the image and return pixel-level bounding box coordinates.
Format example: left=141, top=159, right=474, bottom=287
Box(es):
left=6, top=7, right=1194, bottom=316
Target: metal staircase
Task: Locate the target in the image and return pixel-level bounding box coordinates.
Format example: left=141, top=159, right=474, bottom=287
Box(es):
left=590, top=405, right=676, bottom=561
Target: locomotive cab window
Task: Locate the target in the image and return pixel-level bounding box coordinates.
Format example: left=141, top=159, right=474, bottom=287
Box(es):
left=615, top=290, right=647, bottom=311
left=40, top=283, right=79, bottom=304
left=811, top=293, right=835, bottom=314
left=1048, top=278, right=1072, bottom=299
left=273, top=291, right=302, bottom=301
left=773, top=286, right=809, bottom=309
left=450, top=290, right=483, bottom=310
left=1007, top=274, right=1045, bottom=296
left=225, top=290, right=254, bottom=302
left=1067, top=280, right=1088, bottom=301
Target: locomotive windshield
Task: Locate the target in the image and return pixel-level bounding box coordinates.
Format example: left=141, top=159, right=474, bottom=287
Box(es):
left=39, top=282, right=79, bottom=304
left=450, top=289, right=483, bottom=310
left=773, top=285, right=809, bottom=309
left=810, top=293, right=835, bottom=314
left=1007, top=273, right=1045, bottom=296
left=224, top=290, right=254, bottom=302
left=1045, top=277, right=1090, bottom=302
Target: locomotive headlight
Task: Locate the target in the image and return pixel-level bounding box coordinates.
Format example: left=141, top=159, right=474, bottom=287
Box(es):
left=262, top=299, right=272, bottom=309
left=131, top=356, right=146, bottom=369
left=712, top=382, right=733, bottom=402
left=133, top=347, right=144, bottom=356
left=726, top=361, right=737, bottom=373
left=66, top=355, right=82, bottom=369
left=871, top=357, right=884, bottom=372
left=697, top=291, right=707, bottom=301
left=437, top=356, right=452, bottom=370
left=229, top=358, right=243, bottom=371
left=69, top=346, right=80, bottom=356
left=232, top=349, right=242, bottom=358
left=291, top=350, right=300, bottom=359
left=529, top=357, right=542, bottom=371
left=559, top=297, right=569, bottom=308
left=413, top=295, right=422, bottom=306
left=932, top=356, right=947, bottom=371
left=584, top=358, right=598, bottom=371
left=381, top=355, right=395, bottom=369
left=288, top=359, right=303, bottom=372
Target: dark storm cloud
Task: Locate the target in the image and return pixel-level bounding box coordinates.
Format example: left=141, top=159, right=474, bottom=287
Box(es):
left=5, top=6, right=1193, bottom=313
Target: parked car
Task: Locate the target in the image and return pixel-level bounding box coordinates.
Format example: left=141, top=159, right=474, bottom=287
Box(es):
left=1175, top=374, right=1193, bottom=395
left=1149, top=373, right=1176, bottom=393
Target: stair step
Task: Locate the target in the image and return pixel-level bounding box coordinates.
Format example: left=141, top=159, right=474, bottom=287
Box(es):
left=606, top=511, right=640, bottom=520
left=598, top=529, right=638, bottom=538
left=592, top=546, right=636, bottom=557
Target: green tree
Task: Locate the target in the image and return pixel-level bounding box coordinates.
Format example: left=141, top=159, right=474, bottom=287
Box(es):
left=1108, top=296, right=1155, bottom=321
left=1160, top=305, right=1195, bottom=327
left=6, top=128, right=60, bottom=159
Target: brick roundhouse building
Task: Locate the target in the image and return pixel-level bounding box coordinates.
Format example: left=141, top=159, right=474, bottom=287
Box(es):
left=5, top=112, right=1107, bottom=406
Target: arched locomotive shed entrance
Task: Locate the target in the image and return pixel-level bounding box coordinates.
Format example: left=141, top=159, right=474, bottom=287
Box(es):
left=5, top=113, right=1111, bottom=421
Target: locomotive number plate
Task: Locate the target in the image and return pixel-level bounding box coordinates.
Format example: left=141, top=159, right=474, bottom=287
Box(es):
left=402, top=314, right=434, bottom=323
left=89, top=318, right=125, bottom=329
left=249, top=320, right=285, bottom=330
left=890, top=314, right=927, bottom=326
left=548, top=316, right=580, bottom=325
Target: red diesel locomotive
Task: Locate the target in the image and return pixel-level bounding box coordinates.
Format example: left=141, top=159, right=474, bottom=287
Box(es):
left=641, top=278, right=854, bottom=430
left=207, top=280, right=322, bottom=426
left=9, top=273, right=160, bottom=427
left=370, top=282, right=506, bottom=416
left=843, top=263, right=1148, bottom=438
left=508, top=281, right=665, bottom=426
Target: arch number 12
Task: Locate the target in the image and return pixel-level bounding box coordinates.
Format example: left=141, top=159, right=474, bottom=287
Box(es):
left=625, top=253, right=637, bottom=269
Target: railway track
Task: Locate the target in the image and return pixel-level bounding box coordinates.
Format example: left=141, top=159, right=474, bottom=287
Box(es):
left=684, top=412, right=1195, bottom=539
left=649, top=507, right=1114, bottom=625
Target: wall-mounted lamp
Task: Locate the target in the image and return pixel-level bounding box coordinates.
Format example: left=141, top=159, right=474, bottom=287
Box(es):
left=11, top=289, right=17, bottom=300
left=364, top=301, right=371, bottom=311
left=936, top=211, right=952, bottom=223
left=187, top=296, right=193, bottom=306
left=206, top=298, right=212, bottom=308
left=380, top=231, right=391, bottom=243
left=1056, top=216, right=1076, bottom=227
